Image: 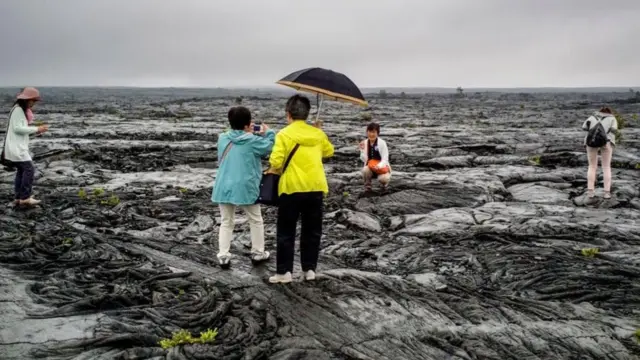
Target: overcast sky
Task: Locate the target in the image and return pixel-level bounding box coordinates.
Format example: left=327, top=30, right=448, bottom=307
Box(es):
left=0, top=0, right=638, bottom=88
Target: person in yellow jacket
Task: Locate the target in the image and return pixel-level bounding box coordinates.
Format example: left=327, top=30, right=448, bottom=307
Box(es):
left=268, top=94, right=334, bottom=284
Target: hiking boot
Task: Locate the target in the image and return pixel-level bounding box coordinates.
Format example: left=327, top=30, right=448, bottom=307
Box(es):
left=217, top=254, right=231, bottom=269
left=269, top=272, right=292, bottom=284
left=364, top=184, right=373, bottom=193
left=381, top=184, right=389, bottom=194
left=603, top=191, right=612, bottom=199
left=304, top=270, right=316, bottom=281
left=21, top=197, right=41, bottom=206
left=251, top=251, right=270, bottom=265
left=587, top=190, right=595, bottom=198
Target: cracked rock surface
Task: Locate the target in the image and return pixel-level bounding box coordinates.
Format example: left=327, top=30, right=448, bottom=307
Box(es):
left=1, top=89, right=639, bottom=359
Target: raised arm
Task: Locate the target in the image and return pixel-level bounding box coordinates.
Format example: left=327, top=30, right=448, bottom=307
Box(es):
left=11, top=107, right=38, bottom=135
left=251, top=129, right=276, bottom=157
left=359, top=140, right=367, bottom=163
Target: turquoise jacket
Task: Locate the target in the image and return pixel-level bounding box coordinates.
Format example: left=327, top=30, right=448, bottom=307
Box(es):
left=211, top=129, right=275, bottom=205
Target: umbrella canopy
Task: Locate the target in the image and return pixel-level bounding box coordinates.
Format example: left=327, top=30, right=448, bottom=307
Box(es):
left=276, top=67, right=368, bottom=107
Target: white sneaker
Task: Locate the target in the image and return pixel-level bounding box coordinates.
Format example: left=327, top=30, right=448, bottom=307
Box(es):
left=304, top=270, right=316, bottom=281
left=269, top=272, right=292, bottom=284
left=251, top=251, right=270, bottom=264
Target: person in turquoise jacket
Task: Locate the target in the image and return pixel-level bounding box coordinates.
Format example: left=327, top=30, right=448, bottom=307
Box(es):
left=211, top=106, right=275, bottom=269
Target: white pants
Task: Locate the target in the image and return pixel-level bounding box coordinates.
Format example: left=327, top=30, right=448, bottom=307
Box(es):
left=362, top=166, right=391, bottom=185
left=218, top=204, right=265, bottom=257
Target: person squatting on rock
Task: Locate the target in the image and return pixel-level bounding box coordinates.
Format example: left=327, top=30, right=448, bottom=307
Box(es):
left=211, top=106, right=274, bottom=268
left=268, top=95, right=334, bottom=284
left=582, top=106, right=618, bottom=199
left=359, top=122, right=391, bottom=192
left=2, top=87, right=49, bottom=207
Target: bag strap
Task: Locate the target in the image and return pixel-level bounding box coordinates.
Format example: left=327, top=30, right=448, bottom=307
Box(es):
left=281, top=144, right=300, bottom=174
left=2, top=106, right=17, bottom=153
left=219, top=142, right=234, bottom=165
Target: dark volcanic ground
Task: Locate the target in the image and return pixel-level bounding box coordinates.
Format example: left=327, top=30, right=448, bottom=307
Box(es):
left=1, top=88, right=640, bottom=360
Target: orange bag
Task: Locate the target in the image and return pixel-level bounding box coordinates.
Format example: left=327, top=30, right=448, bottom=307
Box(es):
left=367, top=159, right=390, bottom=175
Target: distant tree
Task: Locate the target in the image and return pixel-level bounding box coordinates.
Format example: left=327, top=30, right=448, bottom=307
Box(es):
left=456, top=87, right=464, bottom=96
left=235, top=96, right=243, bottom=104
left=400, top=91, right=406, bottom=98
left=379, top=90, right=387, bottom=99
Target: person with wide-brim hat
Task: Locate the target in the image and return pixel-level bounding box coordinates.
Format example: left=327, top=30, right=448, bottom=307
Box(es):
left=1, top=87, right=49, bottom=206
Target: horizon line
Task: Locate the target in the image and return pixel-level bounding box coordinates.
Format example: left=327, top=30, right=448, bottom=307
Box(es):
left=0, top=85, right=638, bottom=90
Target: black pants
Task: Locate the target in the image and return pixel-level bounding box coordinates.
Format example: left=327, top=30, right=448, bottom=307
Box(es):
left=12, top=161, right=35, bottom=200
left=276, top=192, right=323, bottom=275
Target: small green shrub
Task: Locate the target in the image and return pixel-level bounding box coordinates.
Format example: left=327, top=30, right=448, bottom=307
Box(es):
left=62, top=238, right=73, bottom=246
left=92, top=188, right=105, bottom=197
left=581, top=248, right=600, bottom=258
left=100, top=195, right=120, bottom=207
left=529, top=155, right=541, bottom=166
left=158, top=328, right=218, bottom=349
left=78, top=188, right=87, bottom=199
left=635, top=163, right=640, bottom=169
left=634, top=329, right=640, bottom=342
left=179, top=187, right=188, bottom=194
left=360, top=112, right=373, bottom=121
left=342, top=191, right=350, bottom=198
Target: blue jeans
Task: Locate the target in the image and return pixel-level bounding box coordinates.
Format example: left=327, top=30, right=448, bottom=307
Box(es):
left=12, top=161, right=35, bottom=200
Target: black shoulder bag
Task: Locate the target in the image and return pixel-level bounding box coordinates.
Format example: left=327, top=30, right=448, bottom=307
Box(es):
left=256, top=144, right=300, bottom=206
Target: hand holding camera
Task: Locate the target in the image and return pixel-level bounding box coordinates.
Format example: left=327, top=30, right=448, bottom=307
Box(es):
left=252, top=123, right=269, bottom=135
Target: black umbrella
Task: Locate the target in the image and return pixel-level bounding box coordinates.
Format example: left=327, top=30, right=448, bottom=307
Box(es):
left=276, top=67, right=368, bottom=121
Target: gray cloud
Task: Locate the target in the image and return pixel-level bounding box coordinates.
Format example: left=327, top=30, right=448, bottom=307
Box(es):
left=0, top=0, right=639, bottom=88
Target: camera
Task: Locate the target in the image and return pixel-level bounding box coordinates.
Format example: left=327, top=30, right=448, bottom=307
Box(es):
left=253, top=124, right=261, bottom=133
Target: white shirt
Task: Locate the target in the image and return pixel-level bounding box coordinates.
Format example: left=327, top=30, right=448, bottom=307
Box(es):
left=2, top=106, right=38, bottom=162
left=359, top=137, right=390, bottom=169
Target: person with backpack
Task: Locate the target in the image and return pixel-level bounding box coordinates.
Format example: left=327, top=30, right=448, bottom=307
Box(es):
left=358, top=122, right=391, bottom=193
left=267, top=95, right=334, bottom=284
left=582, top=107, right=618, bottom=199
left=1, top=87, right=49, bottom=207
left=211, top=106, right=274, bottom=269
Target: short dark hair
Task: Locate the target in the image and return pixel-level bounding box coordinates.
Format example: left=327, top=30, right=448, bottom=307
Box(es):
left=228, top=106, right=252, bottom=130
left=285, top=95, right=311, bottom=120
left=366, top=122, right=380, bottom=135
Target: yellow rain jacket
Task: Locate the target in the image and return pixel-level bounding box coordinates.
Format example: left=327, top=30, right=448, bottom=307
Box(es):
left=269, top=120, right=334, bottom=196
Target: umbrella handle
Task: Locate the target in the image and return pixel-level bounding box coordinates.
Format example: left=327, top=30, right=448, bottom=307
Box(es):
left=315, top=94, right=324, bottom=122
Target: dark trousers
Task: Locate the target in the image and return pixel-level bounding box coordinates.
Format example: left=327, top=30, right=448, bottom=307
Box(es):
left=12, top=161, right=35, bottom=200
left=276, top=192, right=323, bottom=274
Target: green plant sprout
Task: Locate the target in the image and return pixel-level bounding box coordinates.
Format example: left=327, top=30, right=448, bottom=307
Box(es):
left=158, top=328, right=218, bottom=349
left=634, top=329, right=640, bottom=342
left=177, top=289, right=185, bottom=297
left=529, top=155, right=541, bottom=166
left=100, top=195, right=120, bottom=206
left=581, top=248, right=600, bottom=258
left=635, top=163, right=640, bottom=169
left=78, top=188, right=87, bottom=199
left=92, top=188, right=105, bottom=197
left=62, top=238, right=73, bottom=246
left=179, top=187, right=188, bottom=194
left=342, top=191, right=350, bottom=198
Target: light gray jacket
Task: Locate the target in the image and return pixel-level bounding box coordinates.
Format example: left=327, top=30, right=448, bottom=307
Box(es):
left=582, top=111, right=618, bottom=146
